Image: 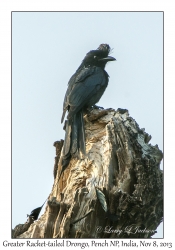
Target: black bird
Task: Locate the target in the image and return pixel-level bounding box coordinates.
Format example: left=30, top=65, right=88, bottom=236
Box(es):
left=60, top=44, right=116, bottom=174
left=27, top=199, right=48, bottom=221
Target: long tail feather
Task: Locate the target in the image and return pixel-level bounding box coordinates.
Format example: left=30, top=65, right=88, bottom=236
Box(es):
left=58, top=110, right=86, bottom=181
left=78, top=111, right=86, bottom=157
left=62, top=120, right=72, bottom=157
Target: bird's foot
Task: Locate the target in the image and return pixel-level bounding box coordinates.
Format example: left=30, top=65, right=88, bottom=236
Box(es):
left=87, top=105, right=104, bottom=113
left=93, top=104, right=104, bottom=110
left=116, top=108, right=129, bottom=114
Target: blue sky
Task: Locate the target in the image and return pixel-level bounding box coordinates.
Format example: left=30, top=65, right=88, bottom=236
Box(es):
left=12, top=11, right=163, bottom=237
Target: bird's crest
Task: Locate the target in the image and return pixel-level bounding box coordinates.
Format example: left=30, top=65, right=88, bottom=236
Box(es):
left=97, top=44, right=111, bottom=56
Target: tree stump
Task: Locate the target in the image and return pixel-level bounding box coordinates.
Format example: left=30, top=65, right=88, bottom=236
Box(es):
left=16, top=108, right=163, bottom=238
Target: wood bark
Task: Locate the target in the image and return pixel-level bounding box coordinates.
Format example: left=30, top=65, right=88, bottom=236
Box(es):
left=14, top=108, right=163, bottom=238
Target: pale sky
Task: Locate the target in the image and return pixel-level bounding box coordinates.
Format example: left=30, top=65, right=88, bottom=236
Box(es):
left=12, top=11, right=163, bottom=237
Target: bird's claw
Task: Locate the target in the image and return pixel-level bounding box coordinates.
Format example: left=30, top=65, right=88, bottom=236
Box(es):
left=87, top=105, right=104, bottom=113
left=93, top=105, right=104, bottom=110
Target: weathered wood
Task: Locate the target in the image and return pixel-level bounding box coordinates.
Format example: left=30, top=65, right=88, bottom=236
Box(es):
left=12, top=216, right=34, bottom=238
left=43, top=197, right=60, bottom=238
left=15, top=108, right=163, bottom=238
left=53, top=140, right=64, bottom=179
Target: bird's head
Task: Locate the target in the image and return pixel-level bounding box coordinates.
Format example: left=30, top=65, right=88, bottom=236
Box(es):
left=83, top=44, right=116, bottom=68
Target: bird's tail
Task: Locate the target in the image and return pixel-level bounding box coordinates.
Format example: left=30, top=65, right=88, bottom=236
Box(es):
left=58, top=110, right=86, bottom=180
left=70, top=110, right=86, bottom=157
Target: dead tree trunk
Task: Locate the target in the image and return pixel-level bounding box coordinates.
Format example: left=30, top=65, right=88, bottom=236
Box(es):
left=16, top=108, right=163, bottom=238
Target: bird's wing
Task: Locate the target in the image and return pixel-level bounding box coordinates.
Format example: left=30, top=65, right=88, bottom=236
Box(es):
left=67, top=67, right=107, bottom=118
left=63, top=67, right=95, bottom=110
left=61, top=65, right=92, bottom=123
left=61, top=73, right=77, bottom=123
left=75, top=66, right=96, bottom=83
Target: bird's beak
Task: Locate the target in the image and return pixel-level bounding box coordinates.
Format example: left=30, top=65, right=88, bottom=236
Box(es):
left=99, top=56, right=116, bottom=61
